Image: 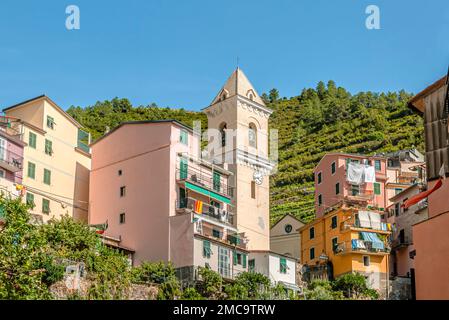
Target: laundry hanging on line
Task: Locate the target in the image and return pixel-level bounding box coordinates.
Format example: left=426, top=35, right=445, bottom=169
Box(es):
left=347, top=162, right=377, bottom=185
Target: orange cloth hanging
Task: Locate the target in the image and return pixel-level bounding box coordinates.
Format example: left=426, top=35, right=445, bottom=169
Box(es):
left=194, top=200, right=203, bottom=214
left=403, top=178, right=443, bottom=209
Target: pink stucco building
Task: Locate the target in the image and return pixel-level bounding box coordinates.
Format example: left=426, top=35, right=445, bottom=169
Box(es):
left=0, top=116, right=25, bottom=197
left=89, top=120, right=249, bottom=281
left=408, top=76, right=449, bottom=299
left=314, top=153, right=388, bottom=218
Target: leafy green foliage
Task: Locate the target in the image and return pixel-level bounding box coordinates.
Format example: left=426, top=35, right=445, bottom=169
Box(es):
left=332, top=272, right=379, bottom=299
left=197, top=267, right=222, bottom=299
left=232, top=272, right=271, bottom=299
left=181, top=287, right=203, bottom=300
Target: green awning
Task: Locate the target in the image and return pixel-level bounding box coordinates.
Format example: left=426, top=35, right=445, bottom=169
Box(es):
left=185, top=182, right=231, bottom=204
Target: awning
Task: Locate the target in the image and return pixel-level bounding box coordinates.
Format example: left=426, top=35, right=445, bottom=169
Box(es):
left=403, top=178, right=443, bottom=209
left=185, top=182, right=231, bottom=204
left=360, top=232, right=384, bottom=250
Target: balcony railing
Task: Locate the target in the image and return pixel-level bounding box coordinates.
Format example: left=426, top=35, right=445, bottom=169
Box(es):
left=0, top=148, right=23, bottom=172
left=391, top=235, right=411, bottom=249
left=176, top=197, right=234, bottom=225
left=340, top=219, right=390, bottom=233
left=334, top=240, right=390, bottom=255
left=176, top=167, right=233, bottom=198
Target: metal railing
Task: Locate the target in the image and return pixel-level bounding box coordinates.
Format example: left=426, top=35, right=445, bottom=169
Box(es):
left=0, top=147, right=23, bottom=171
left=176, top=197, right=234, bottom=225
left=333, top=240, right=390, bottom=255
left=176, top=167, right=233, bottom=197
left=340, top=219, right=389, bottom=233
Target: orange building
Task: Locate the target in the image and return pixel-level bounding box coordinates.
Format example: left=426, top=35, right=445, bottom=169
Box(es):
left=300, top=205, right=391, bottom=295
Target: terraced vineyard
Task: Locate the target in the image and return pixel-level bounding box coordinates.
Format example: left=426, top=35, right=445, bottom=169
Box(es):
left=67, top=81, right=424, bottom=226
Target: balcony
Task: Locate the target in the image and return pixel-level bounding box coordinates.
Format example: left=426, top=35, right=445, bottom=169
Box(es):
left=193, top=219, right=247, bottom=250
left=334, top=239, right=390, bottom=255
left=176, top=197, right=234, bottom=226
left=176, top=167, right=233, bottom=198
left=0, top=148, right=23, bottom=172
left=391, top=235, right=411, bottom=250
left=340, top=219, right=390, bottom=234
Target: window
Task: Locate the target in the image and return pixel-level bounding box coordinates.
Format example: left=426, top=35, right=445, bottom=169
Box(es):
left=248, top=123, right=257, bottom=148
left=203, top=240, right=211, bottom=258
left=331, top=216, right=338, bottom=229
left=218, top=247, right=230, bottom=278
left=309, top=227, right=315, bottom=239
left=363, top=256, right=370, bottom=267
left=395, top=203, right=401, bottom=217
left=213, top=171, right=221, bottom=192
left=284, top=224, right=293, bottom=233
left=219, top=123, right=227, bottom=147
left=179, top=188, right=187, bottom=208
left=0, top=138, right=5, bottom=161
left=318, top=194, right=322, bottom=206
left=179, top=157, right=188, bottom=179
left=331, top=162, right=336, bottom=174
left=212, top=229, right=221, bottom=238
left=27, top=162, right=36, bottom=179
left=332, top=237, right=338, bottom=251
left=251, top=181, right=256, bottom=199
left=119, top=213, right=126, bottom=224
left=335, top=182, right=340, bottom=195
left=118, top=169, right=122, bottom=176
left=317, top=172, right=322, bottom=184
left=47, top=115, right=55, bottom=129
left=120, top=186, right=126, bottom=197
left=180, top=129, right=188, bottom=145
left=280, top=257, right=287, bottom=274
left=42, top=198, right=50, bottom=214
left=45, top=139, right=53, bottom=155
left=248, top=259, right=255, bottom=272
left=43, top=169, right=51, bottom=185
left=374, top=160, right=381, bottom=171
left=310, top=247, right=315, bottom=260
left=0, top=169, right=4, bottom=178
left=233, top=252, right=242, bottom=265
left=29, top=132, right=37, bottom=149
left=395, top=188, right=403, bottom=195
left=351, top=184, right=359, bottom=196
left=26, top=193, right=35, bottom=207
left=374, top=183, right=381, bottom=195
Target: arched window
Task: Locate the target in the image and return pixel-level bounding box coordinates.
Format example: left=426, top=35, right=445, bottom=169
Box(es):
left=219, top=123, right=227, bottom=147
left=248, top=123, right=257, bottom=148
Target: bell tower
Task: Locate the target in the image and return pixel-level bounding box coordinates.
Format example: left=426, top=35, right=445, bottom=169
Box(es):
left=203, top=68, right=273, bottom=251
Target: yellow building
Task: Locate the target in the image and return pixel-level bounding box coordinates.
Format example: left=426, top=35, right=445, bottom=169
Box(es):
left=299, top=206, right=391, bottom=295
left=3, top=95, right=91, bottom=223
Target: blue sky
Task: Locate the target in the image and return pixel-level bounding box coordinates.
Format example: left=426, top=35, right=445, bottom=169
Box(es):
left=1, top=0, right=449, bottom=111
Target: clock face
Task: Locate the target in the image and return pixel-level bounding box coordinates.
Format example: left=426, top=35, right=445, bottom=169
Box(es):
left=253, top=171, right=263, bottom=185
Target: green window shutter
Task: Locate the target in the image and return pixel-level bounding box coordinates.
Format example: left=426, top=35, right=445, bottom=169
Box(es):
left=180, top=158, right=188, bottom=179
left=29, top=132, right=37, bottom=148
left=203, top=240, right=211, bottom=258
left=42, top=198, right=50, bottom=214
left=27, top=162, right=35, bottom=179
left=374, top=183, right=381, bottom=195
left=242, top=254, right=247, bottom=268
left=233, top=251, right=237, bottom=266
left=47, top=116, right=55, bottom=129
left=375, top=160, right=381, bottom=171
left=43, top=169, right=51, bottom=185
left=213, top=171, right=221, bottom=192
left=45, top=139, right=53, bottom=155
left=26, top=193, right=35, bottom=207
left=180, top=130, right=188, bottom=145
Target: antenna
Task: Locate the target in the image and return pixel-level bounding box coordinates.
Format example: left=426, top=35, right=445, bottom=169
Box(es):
left=236, top=56, right=240, bottom=69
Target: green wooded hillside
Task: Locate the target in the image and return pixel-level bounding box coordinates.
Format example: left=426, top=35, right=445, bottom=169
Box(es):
left=67, top=81, right=423, bottom=225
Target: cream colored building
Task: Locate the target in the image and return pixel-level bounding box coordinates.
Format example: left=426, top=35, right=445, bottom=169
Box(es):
left=203, top=68, right=273, bottom=251
left=3, top=95, right=91, bottom=222
left=270, top=214, right=304, bottom=260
